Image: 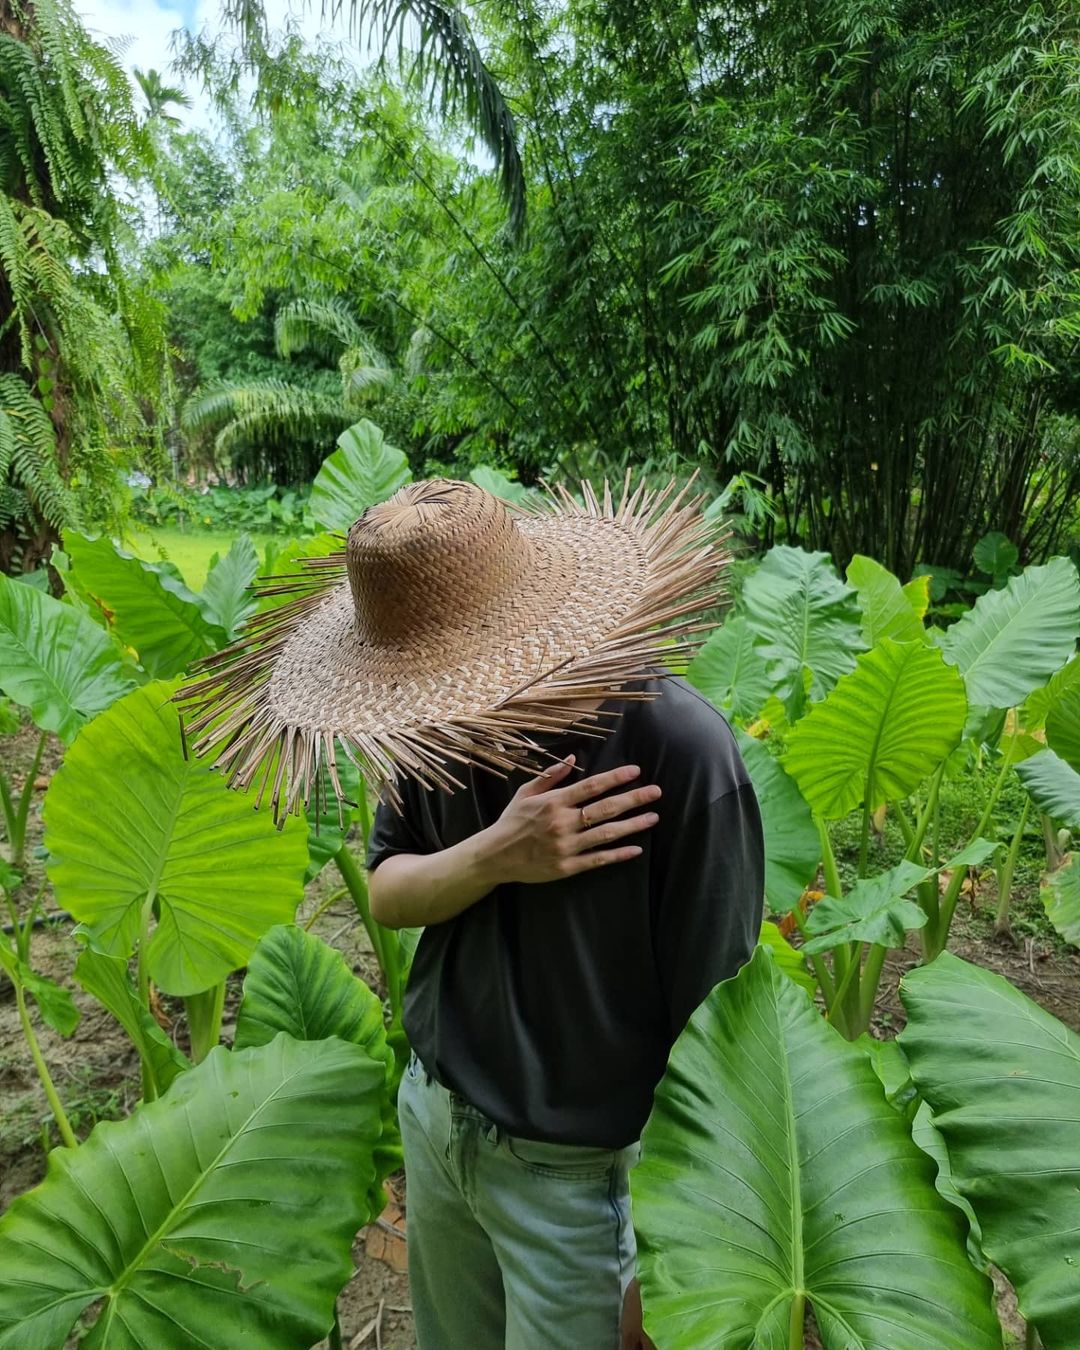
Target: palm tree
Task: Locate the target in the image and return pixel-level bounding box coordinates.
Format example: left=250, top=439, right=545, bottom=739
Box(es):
left=220, top=0, right=525, bottom=235
left=133, top=67, right=193, bottom=126
left=181, top=297, right=395, bottom=481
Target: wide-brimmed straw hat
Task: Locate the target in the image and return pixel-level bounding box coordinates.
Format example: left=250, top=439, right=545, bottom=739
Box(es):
left=176, top=475, right=730, bottom=821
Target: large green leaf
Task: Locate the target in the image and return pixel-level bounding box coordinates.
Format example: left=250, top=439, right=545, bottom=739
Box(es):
left=741, top=546, right=865, bottom=707
left=308, top=419, right=411, bottom=531
left=469, top=465, right=537, bottom=505
left=1042, top=854, right=1080, bottom=947
left=0, top=939, right=80, bottom=1037
left=899, top=953, right=1080, bottom=1348
left=1024, top=654, right=1080, bottom=730
left=735, top=729, right=818, bottom=911
left=65, top=533, right=227, bottom=677
left=846, top=555, right=927, bottom=647
left=757, top=920, right=815, bottom=995
left=1016, top=749, right=1080, bottom=828
left=1046, top=687, right=1080, bottom=773
left=0, top=575, right=134, bottom=742
left=236, top=924, right=400, bottom=1214
left=198, top=533, right=259, bottom=639
left=802, top=859, right=931, bottom=954
left=784, top=638, right=968, bottom=819
left=937, top=558, right=1080, bottom=709
left=236, top=924, right=388, bottom=1054
left=74, top=945, right=190, bottom=1095
left=973, top=531, right=1019, bottom=578
left=44, top=680, right=307, bottom=995
left=860, top=1038, right=987, bottom=1266
left=0, top=1034, right=383, bottom=1348
left=687, top=617, right=772, bottom=719
left=633, top=948, right=997, bottom=1349
left=802, top=841, right=999, bottom=954
left=256, top=531, right=342, bottom=614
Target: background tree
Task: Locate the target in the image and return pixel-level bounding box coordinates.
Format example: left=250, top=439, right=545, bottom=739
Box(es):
left=0, top=0, right=169, bottom=575
left=167, top=1, right=1080, bottom=572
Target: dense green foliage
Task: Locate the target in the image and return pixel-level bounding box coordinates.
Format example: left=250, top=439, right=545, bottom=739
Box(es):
left=0, top=0, right=168, bottom=572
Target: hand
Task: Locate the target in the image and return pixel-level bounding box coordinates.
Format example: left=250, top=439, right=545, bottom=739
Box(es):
left=620, top=1279, right=656, bottom=1350
left=479, top=754, right=661, bottom=886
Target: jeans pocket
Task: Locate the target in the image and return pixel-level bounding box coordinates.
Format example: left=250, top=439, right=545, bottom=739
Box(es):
left=505, top=1134, right=618, bottom=1181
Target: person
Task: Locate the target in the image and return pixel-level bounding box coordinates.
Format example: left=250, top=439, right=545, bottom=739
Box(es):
left=367, top=677, right=763, bottom=1350
left=178, top=473, right=764, bottom=1349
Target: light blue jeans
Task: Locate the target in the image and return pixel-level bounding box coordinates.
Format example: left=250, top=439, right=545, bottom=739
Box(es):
left=398, top=1052, right=640, bottom=1350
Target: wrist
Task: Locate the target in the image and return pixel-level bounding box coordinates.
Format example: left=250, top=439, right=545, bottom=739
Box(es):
left=463, top=821, right=513, bottom=890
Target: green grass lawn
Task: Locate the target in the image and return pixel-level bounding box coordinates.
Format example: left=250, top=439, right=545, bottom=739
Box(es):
left=127, top=527, right=281, bottom=590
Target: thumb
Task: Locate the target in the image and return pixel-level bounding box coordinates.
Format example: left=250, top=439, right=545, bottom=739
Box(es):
left=516, top=753, right=576, bottom=798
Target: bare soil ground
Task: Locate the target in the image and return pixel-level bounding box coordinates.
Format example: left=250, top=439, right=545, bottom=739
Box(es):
left=2, top=723, right=1076, bottom=1349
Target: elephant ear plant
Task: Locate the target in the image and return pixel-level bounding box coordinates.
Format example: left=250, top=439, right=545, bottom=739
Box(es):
left=0, top=922, right=400, bottom=1347
left=633, top=946, right=1080, bottom=1349
left=692, top=544, right=1080, bottom=1039
left=44, top=678, right=307, bottom=1078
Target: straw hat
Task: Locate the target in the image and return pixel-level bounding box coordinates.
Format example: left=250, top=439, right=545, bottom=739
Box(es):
left=176, top=475, right=730, bottom=821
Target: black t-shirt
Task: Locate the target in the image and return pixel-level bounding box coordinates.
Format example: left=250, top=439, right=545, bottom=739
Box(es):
left=366, top=676, right=764, bottom=1148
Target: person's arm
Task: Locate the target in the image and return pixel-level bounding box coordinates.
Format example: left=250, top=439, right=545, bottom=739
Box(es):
left=654, top=781, right=765, bottom=1036
left=368, top=755, right=662, bottom=929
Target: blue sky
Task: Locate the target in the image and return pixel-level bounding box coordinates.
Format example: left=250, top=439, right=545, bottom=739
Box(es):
left=75, top=0, right=340, bottom=129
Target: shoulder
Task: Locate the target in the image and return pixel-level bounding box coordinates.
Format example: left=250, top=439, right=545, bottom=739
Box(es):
left=626, top=675, right=751, bottom=801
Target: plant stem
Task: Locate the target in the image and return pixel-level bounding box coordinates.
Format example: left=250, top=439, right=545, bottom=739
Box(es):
left=907, top=763, right=944, bottom=863
left=857, top=801, right=871, bottom=879
left=1041, top=812, right=1064, bottom=871
left=893, top=803, right=915, bottom=850
left=11, top=732, right=46, bottom=868
left=303, top=885, right=347, bottom=931
left=817, top=818, right=842, bottom=899
left=995, top=796, right=1031, bottom=936
left=828, top=944, right=862, bottom=1022
left=856, top=944, right=888, bottom=1034
left=15, top=981, right=76, bottom=1149
left=185, top=982, right=226, bottom=1064
left=335, top=845, right=388, bottom=974
left=0, top=770, right=15, bottom=855
left=787, top=1290, right=805, bottom=1350
left=789, top=903, right=836, bottom=1006
left=136, top=891, right=155, bottom=1010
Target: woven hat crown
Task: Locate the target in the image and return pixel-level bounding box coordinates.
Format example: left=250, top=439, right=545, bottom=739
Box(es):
left=346, top=479, right=536, bottom=646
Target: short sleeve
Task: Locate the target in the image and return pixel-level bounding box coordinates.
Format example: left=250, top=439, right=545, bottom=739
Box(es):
left=366, top=780, right=430, bottom=872
left=653, top=782, right=765, bottom=1037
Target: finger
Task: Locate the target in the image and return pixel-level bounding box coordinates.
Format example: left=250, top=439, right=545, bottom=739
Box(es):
left=562, top=844, right=643, bottom=874
left=557, top=763, right=641, bottom=806
left=579, top=783, right=662, bottom=825
left=516, top=753, right=576, bottom=798
left=573, top=810, right=659, bottom=853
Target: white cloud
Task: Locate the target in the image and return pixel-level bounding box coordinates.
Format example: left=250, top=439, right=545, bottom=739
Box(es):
left=73, top=0, right=376, bottom=133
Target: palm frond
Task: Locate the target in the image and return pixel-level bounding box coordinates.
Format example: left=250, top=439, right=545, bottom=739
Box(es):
left=222, top=0, right=524, bottom=235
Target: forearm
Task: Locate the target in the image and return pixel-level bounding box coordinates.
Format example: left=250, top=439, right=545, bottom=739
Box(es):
left=368, top=827, right=503, bottom=928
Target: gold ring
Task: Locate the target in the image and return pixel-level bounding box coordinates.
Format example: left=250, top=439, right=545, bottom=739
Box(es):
left=580, top=806, right=589, bottom=830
